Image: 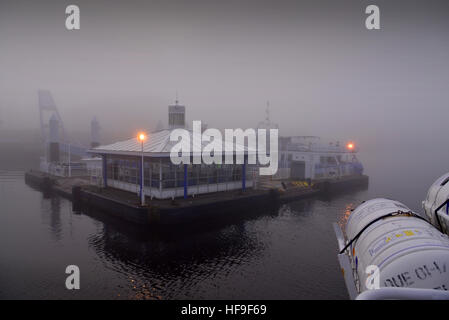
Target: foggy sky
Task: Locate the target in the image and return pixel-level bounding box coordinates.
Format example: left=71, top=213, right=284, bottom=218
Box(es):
left=1, top=0, right=449, bottom=155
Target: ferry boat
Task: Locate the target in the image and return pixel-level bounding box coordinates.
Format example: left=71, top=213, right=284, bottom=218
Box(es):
left=276, top=136, right=364, bottom=181
left=256, top=104, right=364, bottom=182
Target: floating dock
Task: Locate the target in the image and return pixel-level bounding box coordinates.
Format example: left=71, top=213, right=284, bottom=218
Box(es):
left=313, top=175, right=369, bottom=194
left=25, top=171, right=368, bottom=225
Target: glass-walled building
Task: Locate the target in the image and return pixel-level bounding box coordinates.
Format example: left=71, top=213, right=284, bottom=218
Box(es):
left=88, top=101, right=255, bottom=199
left=89, top=129, right=254, bottom=199
left=101, top=154, right=250, bottom=199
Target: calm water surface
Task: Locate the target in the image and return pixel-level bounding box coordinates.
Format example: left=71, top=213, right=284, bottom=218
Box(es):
left=0, top=161, right=441, bottom=299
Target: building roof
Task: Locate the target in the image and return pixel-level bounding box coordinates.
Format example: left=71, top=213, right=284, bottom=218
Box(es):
left=88, top=129, right=253, bottom=157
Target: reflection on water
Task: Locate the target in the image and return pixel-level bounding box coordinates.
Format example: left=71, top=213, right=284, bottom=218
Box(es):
left=0, top=170, right=374, bottom=300
left=91, top=221, right=266, bottom=299
left=41, top=196, right=62, bottom=240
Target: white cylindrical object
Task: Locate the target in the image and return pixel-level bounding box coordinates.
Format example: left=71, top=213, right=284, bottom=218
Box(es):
left=356, top=287, right=449, bottom=300
left=346, top=198, right=449, bottom=293
left=422, top=172, right=449, bottom=234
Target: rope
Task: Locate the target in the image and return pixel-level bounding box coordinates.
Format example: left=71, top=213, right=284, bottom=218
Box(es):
left=434, top=198, right=449, bottom=232
left=339, top=210, right=431, bottom=255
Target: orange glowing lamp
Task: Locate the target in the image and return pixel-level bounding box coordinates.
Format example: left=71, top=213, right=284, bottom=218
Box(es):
left=138, top=133, right=146, bottom=142
left=346, top=142, right=355, bottom=150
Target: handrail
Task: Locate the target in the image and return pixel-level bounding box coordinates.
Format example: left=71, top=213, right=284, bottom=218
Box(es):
left=356, top=287, right=449, bottom=300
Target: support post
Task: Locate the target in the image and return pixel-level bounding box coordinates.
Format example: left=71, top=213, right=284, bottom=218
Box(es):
left=174, top=165, right=177, bottom=198
left=197, top=165, right=200, bottom=195
left=140, top=150, right=145, bottom=206
left=159, top=159, right=162, bottom=197
left=149, top=161, right=152, bottom=199
left=184, top=164, right=188, bottom=199
left=242, top=157, right=246, bottom=191
left=68, top=143, right=71, bottom=177
left=102, top=155, right=107, bottom=188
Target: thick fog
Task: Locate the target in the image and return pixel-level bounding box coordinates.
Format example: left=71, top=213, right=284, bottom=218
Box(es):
left=1, top=0, right=449, bottom=206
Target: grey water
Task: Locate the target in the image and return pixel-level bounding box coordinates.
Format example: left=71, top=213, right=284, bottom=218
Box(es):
left=0, top=146, right=448, bottom=300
